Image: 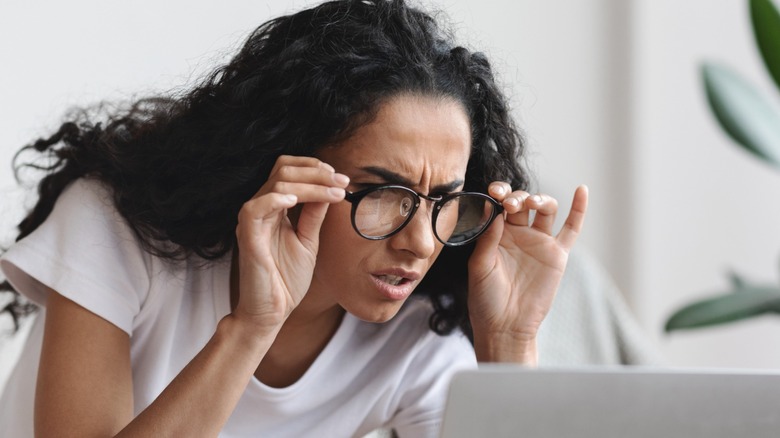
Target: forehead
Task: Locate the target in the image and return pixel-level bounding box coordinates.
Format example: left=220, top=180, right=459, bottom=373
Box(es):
left=321, top=94, right=472, bottom=187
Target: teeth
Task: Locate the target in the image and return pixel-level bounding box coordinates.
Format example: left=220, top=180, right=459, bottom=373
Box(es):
left=378, top=275, right=404, bottom=286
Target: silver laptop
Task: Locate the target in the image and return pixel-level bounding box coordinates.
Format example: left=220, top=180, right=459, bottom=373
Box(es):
left=440, top=365, right=780, bottom=438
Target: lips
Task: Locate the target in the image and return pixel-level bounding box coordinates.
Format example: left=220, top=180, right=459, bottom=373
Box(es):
left=372, top=268, right=421, bottom=283
left=370, top=268, right=421, bottom=300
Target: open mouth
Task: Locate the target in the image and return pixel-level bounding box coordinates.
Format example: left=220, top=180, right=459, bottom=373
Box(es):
left=376, top=274, right=407, bottom=286
left=370, top=270, right=420, bottom=300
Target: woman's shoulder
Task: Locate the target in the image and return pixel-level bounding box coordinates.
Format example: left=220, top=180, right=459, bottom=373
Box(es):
left=0, top=177, right=155, bottom=334
left=44, top=177, right=125, bottom=232
left=58, top=176, right=114, bottom=206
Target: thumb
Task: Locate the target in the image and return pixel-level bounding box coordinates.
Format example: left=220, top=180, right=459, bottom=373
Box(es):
left=469, top=214, right=504, bottom=276
left=295, top=202, right=330, bottom=251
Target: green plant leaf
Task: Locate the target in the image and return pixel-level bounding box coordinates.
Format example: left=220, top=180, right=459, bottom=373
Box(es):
left=664, top=286, right=780, bottom=332
left=702, top=62, right=780, bottom=167
left=751, top=0, right=780, bottom=91
left=728, top=271, right=747, bottom=289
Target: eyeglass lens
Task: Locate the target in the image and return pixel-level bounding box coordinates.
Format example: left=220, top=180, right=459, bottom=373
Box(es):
left=352, top=187, right=497, bottom=245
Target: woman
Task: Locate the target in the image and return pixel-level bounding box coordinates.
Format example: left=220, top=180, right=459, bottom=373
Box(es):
left=0, top=0, right=587, bottom=436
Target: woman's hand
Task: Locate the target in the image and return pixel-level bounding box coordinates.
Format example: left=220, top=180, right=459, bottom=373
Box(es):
left=232, top=155, right=349, bottom=335
left=467, top=183, right=588, bottom=364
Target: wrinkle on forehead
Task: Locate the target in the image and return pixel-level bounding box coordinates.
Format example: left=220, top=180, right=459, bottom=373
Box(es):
left=372, top=94, right=471, bottom=148
left=367, top=156, right=461, bottom=192
left=350, top=94, right=471, bottom=190
left=319, top=94, right=472, bottom=193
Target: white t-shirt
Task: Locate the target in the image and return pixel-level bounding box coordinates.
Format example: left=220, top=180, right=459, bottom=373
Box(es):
left=0, top=178, right=476, bottom=437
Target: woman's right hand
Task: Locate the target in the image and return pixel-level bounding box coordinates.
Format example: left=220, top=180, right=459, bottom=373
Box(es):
left=232, top=155, right=349, bottom=335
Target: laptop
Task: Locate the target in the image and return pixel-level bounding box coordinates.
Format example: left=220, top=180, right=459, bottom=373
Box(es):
left=440, top=365, right=780, bottom=438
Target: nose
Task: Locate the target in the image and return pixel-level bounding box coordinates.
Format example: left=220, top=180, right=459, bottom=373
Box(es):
left=388, top=199, right=438, bottom=259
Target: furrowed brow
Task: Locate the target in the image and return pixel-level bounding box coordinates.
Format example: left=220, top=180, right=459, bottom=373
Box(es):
left=359, top=166, right=464, bottom=194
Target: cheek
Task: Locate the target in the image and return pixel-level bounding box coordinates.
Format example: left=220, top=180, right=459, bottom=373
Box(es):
left=319, top=202, right=355, bottom=244
left=315, top=203, right=365, bottom=272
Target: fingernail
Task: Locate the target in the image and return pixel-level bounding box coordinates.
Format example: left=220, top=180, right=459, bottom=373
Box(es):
left=506, top=197, right=520, bottom=208
left=333, top=173, right=350, bottom=186
left=328, top=187, right=345, bottom=198
left=494, top=185, right=506, bottom=195
left=320, top=162, right=336, bottom=172
left=532, top=195, right=543, bottom=204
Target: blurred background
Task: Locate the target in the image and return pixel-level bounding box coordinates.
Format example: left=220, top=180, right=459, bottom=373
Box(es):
left=2, top=0, right=780, bottom=386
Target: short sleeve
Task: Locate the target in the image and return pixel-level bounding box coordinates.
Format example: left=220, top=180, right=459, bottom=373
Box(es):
left=0, top=178, right=151, bottom=335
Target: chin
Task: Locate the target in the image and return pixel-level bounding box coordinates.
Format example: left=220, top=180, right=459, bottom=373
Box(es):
left=346, top=301, right=406, bottom=323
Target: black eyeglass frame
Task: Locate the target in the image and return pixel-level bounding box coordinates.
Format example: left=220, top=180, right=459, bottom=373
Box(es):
left=344, top=184, right=504, bottom=247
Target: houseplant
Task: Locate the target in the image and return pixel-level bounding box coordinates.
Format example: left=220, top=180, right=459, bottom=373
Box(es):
left=665, top=0, right=780, bottom=332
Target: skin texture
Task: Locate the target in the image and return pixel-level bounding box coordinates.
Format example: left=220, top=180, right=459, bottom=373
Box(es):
left=311, top=94, right=472, bottom=322
left=240, top=94, right=472, bottom=387
left=35, top=93, right=588, bottom=437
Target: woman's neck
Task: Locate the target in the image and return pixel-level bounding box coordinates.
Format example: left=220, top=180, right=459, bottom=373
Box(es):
left=256, top=303, right=345, bottom=388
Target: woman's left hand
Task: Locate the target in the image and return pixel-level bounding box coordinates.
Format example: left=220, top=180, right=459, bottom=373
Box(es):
left=467, top=183, right=589, bottom=365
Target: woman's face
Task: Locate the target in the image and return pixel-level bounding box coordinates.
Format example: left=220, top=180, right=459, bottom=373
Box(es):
left=312, top=94, right=472, bottom=322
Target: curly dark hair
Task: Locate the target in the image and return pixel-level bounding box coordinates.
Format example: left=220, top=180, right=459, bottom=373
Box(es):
left=1, top=0, right=528, bottom=337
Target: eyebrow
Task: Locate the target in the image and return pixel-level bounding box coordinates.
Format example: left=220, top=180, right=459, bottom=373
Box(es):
left=358, top=166, right=464, bottom=194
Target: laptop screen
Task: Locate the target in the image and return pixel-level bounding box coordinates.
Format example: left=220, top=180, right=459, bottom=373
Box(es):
left=440, top=365, right=780, bottom=438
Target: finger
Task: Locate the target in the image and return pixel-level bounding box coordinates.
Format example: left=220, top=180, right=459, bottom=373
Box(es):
left=271, top=155, right=334, bottom=173
left=254, top=156, right=347, bottom=200
left=469, top=214, right=505, bottom=276
left=487, top=182, right=514, bottom=202
left=265, top=181, right=346, bottom=204
left=556, top=185, right=589, bottom=249
left=527, top=193, right=558, bottom=234
left=503, top=191, right=530, bottom=227
left=236, top=193, right=298, bottom=249
left=271, top=164, right=348, bottom=186
left=240, top=192, right=298, bottom=223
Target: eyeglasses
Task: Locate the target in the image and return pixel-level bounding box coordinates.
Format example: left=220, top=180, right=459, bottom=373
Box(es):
left=344, top=185, right=503, bottom=246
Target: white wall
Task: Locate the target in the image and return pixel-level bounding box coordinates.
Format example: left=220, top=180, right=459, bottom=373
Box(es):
left=631, top=0, right=780, bottom=368
left=454, top=0, right=780, bottom=369
left=0, top=0, right=324, bottom=239
left=2, top=0, right=780, bottom=386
